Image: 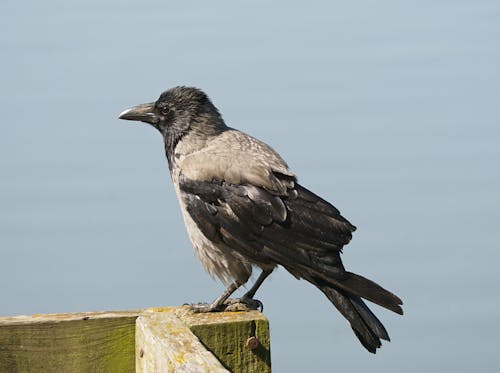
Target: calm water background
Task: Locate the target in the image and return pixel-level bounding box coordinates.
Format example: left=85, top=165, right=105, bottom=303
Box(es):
left=1, top=1, right=499, bottom=371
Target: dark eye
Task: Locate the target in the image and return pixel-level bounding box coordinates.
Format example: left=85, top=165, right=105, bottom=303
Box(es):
left=159, top=105, right=170, bottom=115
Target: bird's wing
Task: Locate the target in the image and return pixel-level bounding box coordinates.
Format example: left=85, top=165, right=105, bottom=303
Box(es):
left=179, top=171, right=357, bottom=281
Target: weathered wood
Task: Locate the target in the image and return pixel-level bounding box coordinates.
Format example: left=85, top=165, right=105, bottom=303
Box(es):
left=137, top=307, right=271, bottom=372
left=176, top=308, right=271, bottom=373
left=0, top=307, right=271, bottom=372
left=0, top=311, right=139, bottom=373
left=136, top=310, right=228, bottom=372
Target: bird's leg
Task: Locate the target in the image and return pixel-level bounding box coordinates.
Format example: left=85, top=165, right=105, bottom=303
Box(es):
left=224, top=269, right=273, bottom=312
left=190, top=281, right=242, bottom=313
left=243, top=269, right=273, bottom=300
left=190, top=270, right=273, bottom=313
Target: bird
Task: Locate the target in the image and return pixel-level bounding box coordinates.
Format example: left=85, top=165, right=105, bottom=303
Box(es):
left=118, top=86, right=403, bottom=353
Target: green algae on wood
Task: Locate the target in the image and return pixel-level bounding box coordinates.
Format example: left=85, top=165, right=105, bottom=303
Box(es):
left=174, top=307, right=271, bottom=373
left=0, top=307, right=271, bottom=372
left=0, top=311, right=138, bottom=373
left=144, top=307, right=271, bottom=372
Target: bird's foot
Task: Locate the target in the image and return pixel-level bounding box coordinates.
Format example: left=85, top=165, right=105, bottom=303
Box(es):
left=223, top=296, right=263, bottom=312
left=186, top=296, right=263, bottom=313
left=188, top=302, right=223, bottom=313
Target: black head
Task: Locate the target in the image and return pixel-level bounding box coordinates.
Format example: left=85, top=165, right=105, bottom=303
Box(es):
left=118, top=86, right=224, bottom=135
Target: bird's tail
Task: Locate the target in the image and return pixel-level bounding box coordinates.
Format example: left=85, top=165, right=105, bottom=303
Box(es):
left=311, top=273, right=403, bottom=353
left=330, top=272, right=403, bottom=315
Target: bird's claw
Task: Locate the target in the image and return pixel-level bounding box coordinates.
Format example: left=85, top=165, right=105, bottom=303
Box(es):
left=224, top=296, right=264, bottom=312
left=188, top=302, right=223, bottom=313
left=186, top=297, right=263, bottom=313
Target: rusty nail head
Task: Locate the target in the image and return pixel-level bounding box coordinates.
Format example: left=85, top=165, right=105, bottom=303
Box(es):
left=246, top=336, right=259, bottom=350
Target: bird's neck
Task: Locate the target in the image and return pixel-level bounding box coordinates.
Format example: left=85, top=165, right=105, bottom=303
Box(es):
left=163, top=118, right=226, bottom=171
left=164, top=127, right=187, bottom=171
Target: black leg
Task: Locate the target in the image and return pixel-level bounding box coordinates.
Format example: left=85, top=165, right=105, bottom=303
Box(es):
left=243, top=269, right=273, bottom=299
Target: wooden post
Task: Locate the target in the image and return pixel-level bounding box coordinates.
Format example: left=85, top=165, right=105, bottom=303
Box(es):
left=0, top=307, right=271, bottom=373
left=0, top=311, right=138, bottom=373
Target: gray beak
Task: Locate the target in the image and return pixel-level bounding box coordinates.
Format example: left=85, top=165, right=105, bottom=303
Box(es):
left=118, top=102, right=160, bottom=125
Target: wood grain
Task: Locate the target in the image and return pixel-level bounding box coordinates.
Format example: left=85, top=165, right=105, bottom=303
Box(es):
left=0, top=311, right=138, bottom=373
left=0, top=307, right=271, bottom=372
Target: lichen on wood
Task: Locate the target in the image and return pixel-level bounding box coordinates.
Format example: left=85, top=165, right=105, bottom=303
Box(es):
left=0, top=307, right=271, bottom=373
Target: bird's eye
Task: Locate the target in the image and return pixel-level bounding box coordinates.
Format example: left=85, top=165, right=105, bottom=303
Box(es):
left=159, top=105, right=170, bottom=115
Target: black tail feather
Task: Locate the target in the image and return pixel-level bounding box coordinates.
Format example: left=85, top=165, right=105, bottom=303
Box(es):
left=349, top=295, right=390, bottom=341
left=311, top=270, right=403, bottom=353
left=318, top=284, right=383, bottom=353
left=332, top=272, right=404, bottom=315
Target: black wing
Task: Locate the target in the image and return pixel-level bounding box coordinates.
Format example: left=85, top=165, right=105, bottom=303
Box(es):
left=179, top=173, right=356, bottom=281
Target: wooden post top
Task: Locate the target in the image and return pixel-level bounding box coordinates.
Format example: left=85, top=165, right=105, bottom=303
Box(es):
left=0, top=306, right=271, bottom=373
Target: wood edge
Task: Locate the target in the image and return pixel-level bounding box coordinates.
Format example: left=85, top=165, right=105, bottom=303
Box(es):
left=0, top=310, right=141, bottom=325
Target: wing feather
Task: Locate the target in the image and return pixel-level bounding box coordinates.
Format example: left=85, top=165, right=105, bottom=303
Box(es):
left=179, top=173, right=356, bottom=276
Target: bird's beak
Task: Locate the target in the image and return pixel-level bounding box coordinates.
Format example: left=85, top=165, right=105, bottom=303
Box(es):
left=118, top=102, right=160, bottom=125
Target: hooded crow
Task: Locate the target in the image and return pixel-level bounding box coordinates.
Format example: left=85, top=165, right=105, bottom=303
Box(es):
left=119, top=86, right=403, bottom=353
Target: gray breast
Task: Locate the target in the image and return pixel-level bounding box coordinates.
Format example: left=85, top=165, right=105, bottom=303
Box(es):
left=171, top=165, right=253, bottom=286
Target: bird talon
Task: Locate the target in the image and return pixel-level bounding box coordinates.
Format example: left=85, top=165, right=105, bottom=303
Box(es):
left=189, top=302, right=223, bottom=313
left=223, top=297, right=263, bottom=312
left=255, top=299, right=264, bottom=312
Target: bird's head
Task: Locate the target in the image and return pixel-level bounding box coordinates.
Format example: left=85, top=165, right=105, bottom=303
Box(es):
left=118, top=86, right=225, bottom=137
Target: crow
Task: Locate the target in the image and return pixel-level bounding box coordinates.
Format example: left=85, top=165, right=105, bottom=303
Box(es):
left=119, top=86, right=403, bottom=353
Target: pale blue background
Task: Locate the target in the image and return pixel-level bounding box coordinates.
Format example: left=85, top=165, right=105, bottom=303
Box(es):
left=1, top=1, right=499, bottom=372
